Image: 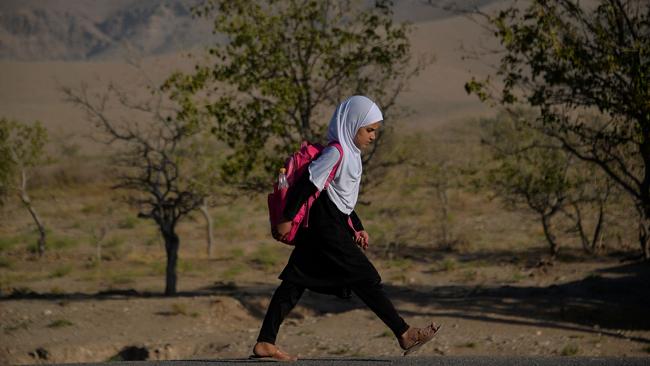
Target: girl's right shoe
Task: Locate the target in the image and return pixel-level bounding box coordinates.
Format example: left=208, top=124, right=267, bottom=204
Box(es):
left=399, top=321, right=442, bottom=356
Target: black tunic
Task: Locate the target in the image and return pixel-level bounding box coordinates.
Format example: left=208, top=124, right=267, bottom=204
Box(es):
left=278, top=172, right=381, bottom=297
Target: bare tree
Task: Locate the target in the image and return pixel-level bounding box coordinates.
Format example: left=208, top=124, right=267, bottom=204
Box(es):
left=560, top=166, right=615, bottom=255
left=0, top=118, right=48, bottom=256
left=480, top=109, right=617, bottom=257
left=62, top=79, right=215, bottom=295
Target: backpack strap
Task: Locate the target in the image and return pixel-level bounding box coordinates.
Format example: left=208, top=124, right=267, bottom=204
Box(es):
left=324, top=142, right=361, bottom=237
left=323, top=141, right=343, bottom=189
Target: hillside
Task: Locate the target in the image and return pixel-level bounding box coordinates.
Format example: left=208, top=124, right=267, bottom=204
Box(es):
left=0, top=0, right=499, bottom=61
left=0, top=0, right=208, bottom=61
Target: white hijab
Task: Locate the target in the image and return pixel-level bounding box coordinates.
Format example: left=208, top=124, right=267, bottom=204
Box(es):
left=308, top=95, right=383, bottom=214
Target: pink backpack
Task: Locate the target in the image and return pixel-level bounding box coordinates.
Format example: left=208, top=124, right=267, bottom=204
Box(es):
left=268, top=141, right=359, bottom=245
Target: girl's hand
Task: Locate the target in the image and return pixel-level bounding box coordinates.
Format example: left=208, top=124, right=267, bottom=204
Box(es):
left=355, top=230, right=370, bottom=250
left=273, top=221, right=292, bottom=241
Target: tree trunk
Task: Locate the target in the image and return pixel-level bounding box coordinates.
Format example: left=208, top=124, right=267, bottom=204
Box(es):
left=572, top=203, right=594, bottom=255
left=30, top=206, right=46, bottom=257
left=639, top=117, right=650, bottom=260
left=572, top=202, right=604, bottom=255
left=199, top=198, right=214, bottom=257
left=96, top=240, right=102, bottom=263
left=435, top=182, right=450, bottom=246
left=541, top=213, right=559, bottom=258
left=638, top=213, right=650, bottom=261
left=162, top=225, right=180, bottom=296
left=590, top=203, right=605, bottom=253
left=92, top=226, right=106, bottom=263
left=18, top=169, right=46, bottom=256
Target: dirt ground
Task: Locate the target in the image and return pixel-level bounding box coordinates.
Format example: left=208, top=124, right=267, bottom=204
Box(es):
left=1, top=250, right=649, bottom=364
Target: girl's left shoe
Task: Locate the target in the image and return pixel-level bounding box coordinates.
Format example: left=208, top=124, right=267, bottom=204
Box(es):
left=250, top=343, right=298, bottom=362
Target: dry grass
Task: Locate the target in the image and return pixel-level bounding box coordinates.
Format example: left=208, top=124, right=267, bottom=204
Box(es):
left=0, top=121, right=638, bottom=297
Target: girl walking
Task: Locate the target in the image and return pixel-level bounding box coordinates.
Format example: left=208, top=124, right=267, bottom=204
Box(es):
left=252, top=96, right=441, bottom=361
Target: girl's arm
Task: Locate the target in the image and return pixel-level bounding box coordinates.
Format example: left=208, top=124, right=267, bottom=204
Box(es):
left=283, top=171, right=318, bottom=221
left=350, top=211, right=369, bottom=250
left=275, top=172, right=316, bottom=240
left=350, top=210, right=364, bottom=231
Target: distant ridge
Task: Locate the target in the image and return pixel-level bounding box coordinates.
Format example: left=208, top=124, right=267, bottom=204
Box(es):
left=0, top=0, right=209, bottom=61
left=0, top=0, right=499, bottom=61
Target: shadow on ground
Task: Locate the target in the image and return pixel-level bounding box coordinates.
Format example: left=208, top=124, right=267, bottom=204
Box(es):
left=379, top=244, right=633, bottom=267
left=385, top=262, right=650, bottom=343
left=3, top=261, right=649, bottom=343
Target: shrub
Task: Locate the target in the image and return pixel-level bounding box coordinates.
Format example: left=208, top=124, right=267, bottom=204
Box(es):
left=560, top=344, right=579, bottom=356
left=3, top=320, right=30, bottom=334
left=177, top=259, right=195, bottom=274
left=80, top=204, right=98, bottom=215
left=229, top=247, right=245, bottom=259
left=0, top=257, right=12, bottom=268
left=0, top=236, right=19, bottom=252
left=50, top=236, right=78, bottom=250
left=108, top=271, right=136, bottom=285
left=386, top=258, right=412, bottom=270
left=117, top=216, right=138, bottom=229
left=249, top=245, right=280, bottom=271
left=222, top=263, right=244, bottom=280
left=47, top=319, right=73, bottom=328
left=49, top=265, right=73, bottom=278
left=170, top=303, right=187, bottom=316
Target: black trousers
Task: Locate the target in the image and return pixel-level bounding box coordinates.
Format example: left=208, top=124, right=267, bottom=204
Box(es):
left=257, top=279, right=409, bottom=344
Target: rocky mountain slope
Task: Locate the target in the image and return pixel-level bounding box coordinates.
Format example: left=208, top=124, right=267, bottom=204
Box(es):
left=0, top=0, right=498, bottom=61
left=0, top=0, right=209, bottom=61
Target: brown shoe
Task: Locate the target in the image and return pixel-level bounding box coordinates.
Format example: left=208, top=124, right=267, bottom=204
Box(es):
left=398, top=321, right=441, bottom=356
left=250, top=342, right=298, bottom=362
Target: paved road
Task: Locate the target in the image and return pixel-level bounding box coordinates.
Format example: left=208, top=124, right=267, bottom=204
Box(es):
left=48, top=356, right=649, bottom=366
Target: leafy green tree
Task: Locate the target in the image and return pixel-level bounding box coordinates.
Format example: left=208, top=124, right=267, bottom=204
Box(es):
left=166, top=0, right=427, bottom=188
left=0, top=118, right=48, bottom=256
left=465, top=0, right=650, bottom=259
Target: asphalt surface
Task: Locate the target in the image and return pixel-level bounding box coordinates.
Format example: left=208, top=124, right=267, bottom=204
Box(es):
left=45, top=356, right=650, bottom=366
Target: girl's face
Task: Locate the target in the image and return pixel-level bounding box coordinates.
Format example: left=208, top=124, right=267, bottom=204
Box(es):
left=354, top=121, right=381, bottom=150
